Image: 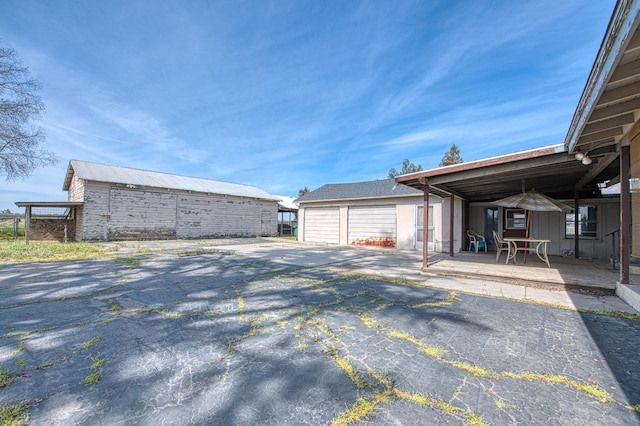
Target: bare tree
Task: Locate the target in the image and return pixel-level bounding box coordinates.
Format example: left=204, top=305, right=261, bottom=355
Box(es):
left=0, top=43, right=56, bottom=181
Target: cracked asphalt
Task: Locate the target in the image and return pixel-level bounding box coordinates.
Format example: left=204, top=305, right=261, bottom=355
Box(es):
left=0, top=240, right=639, bottom=425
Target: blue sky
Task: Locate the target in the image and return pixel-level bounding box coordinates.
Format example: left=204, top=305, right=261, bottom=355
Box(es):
left=0, top=0, right=616, bottom=212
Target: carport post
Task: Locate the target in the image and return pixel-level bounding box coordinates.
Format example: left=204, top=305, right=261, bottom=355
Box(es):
left=449, top=195, right=455, bottom=256
left=24, top=205, right=30, bottom=244
left=574, top=192, right=579, bottom=259
left=620, top=144, right=630, bottom=285
left=422, top=182, right=429, bottom=269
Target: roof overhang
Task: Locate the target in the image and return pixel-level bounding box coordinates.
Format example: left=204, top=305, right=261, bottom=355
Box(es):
left=564, top=0, right=640, bottom=155
left=395, top=144, right=619, bottom=202
left=15, top=201, right=84, bottom=208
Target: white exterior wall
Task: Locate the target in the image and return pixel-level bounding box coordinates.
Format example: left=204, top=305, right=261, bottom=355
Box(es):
left=67, top=174, right=85, bottom=241
left=469, top=198, right=619, bottom=259
left=440, top=196, right=463, bottom=253
left=76, top=178, right=278, bottom=241
left=298, top=195, right=443, bottom=251
left=176, top=193, right=277, bottom=239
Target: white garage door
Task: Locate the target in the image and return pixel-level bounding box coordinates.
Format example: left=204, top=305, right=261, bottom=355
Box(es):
left=304, top=208, right=340, bottom=244
left=348, top=205, right=396, bottom=247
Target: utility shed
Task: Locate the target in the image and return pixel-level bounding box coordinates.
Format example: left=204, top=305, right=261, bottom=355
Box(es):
left=62, top=160, right=280, bottom=241
left=296, top=178, right=445, bottom=251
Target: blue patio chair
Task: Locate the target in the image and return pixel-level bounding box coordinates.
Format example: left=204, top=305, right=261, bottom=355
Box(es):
left=467, top=230, right=487, bottom=253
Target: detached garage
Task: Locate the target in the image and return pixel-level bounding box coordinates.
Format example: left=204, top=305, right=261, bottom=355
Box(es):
left=18, top=159, right=280, bottom=242
left=297, top=178, right=445, bottom=251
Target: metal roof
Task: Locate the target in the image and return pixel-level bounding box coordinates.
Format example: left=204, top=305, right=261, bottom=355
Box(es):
left=297, top=178, right=424, bottom=204
left=63, top=160, right=280, bottom=201
left=395, top=144, right=619, bottom=202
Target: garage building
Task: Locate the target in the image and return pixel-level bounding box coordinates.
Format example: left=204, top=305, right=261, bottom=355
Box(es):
left=297, top=178, right=448, bottom=251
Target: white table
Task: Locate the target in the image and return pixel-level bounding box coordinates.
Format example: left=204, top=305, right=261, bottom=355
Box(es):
left=503, top=238, right=551, bottom=268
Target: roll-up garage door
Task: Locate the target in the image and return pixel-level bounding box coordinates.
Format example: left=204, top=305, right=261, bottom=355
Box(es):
left=348, top=205, right=396, bottom=247
left=304, top=207, right=340, bottom=244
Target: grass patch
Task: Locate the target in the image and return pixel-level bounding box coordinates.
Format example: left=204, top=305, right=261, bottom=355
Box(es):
left=0, top=240, right=106, bottom=262
left=84, top=373, right=101, bottom=389
left=0, top=401, right=31, bottom=426
left=630, top=403, right=640, bottom=412
left=409, top=291, right=459, bottom=308
left=88, top=355, right=105, bottom=370
left=0, top=369, right=13, bottom=387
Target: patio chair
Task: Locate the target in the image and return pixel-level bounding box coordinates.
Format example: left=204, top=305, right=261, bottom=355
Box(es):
left=492, top=230, right=508, bottom=262
left=467, top=230, right=487, bottom=253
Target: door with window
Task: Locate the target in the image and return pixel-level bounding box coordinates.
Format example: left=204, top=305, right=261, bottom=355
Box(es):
left=416, top=205, right=435, bottom=251
left=503, top=208, right=527, bottom=241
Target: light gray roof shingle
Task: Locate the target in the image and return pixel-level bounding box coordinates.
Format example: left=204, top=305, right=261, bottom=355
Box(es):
left=63, top=160, right=280, bottom=201
left=297, top=178, right=423, bottom=203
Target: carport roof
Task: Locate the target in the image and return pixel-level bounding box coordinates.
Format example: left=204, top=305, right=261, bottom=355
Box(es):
left=297, top=178, right=423, bottom=204
left=62, top=160, right=281, bottom=201
left=395, top=144, right=620, bottom=202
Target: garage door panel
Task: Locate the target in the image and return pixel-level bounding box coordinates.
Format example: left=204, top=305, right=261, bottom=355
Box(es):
left=348, top=206, right=396, bottom=247
left=304, top=208, right=339, bottom=244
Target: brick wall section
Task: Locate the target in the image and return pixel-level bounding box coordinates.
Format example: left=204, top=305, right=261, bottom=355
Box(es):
left=28, top=218, right=76, bottom=242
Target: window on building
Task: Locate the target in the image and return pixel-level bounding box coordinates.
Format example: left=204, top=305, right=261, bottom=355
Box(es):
left=566, top=206, right=597, bottom=238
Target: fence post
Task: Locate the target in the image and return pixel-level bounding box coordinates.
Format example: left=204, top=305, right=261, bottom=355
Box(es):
left=14, top=217, right=19, bottom=239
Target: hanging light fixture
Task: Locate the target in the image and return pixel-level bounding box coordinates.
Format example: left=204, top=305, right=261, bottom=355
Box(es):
left=574, top=149, right=591, bottom=165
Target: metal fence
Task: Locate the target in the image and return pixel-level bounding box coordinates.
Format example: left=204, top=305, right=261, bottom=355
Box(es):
left=0, top=215, right=23, bottom=240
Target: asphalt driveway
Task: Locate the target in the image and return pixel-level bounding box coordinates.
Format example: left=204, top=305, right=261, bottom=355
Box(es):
left=1, top=241, right=639, bottom=425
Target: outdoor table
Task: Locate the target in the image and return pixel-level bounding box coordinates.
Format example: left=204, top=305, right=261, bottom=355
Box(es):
left=503, top=237, right=551, bottom=268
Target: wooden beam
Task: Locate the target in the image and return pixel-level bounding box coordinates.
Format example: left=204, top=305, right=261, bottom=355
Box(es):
left=581, top=113, right=634, bottom=135
left=609, top=58, right=640, bottom=84
left=428, top=154, right=574, bottom=186
left=577, top=127, right=623, bottom=145
left=598, top=81, right=640, bottom=105
left=589, top=96, right=640, bottom=122
left=620, top=144, right=630, bottom=284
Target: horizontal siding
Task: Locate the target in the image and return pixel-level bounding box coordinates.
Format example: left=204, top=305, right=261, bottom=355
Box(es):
left=304, top=208, right=339, bottom=244
left=177, top=194, right=277, bottom=238
left=348, top=206, right=396, bottom=247
left=108, top=189, right=177, bottom=240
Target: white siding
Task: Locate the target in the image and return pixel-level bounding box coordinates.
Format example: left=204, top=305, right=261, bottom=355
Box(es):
left=304, top=208, right=340, bottom=244
left=347, top=205, right=396, bottom=247
left=108, top=189, right=178, bottom=240
left=176, top=194, right=277, bottom=238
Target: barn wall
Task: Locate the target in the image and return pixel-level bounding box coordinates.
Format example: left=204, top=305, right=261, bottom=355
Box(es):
left=80, top=182, right=111, bottom=241
left=176, top=193, right=277, bottom=238
left=77, top=179, right=278, bottom=241
left=108, top=188, right=178, bottom=240
left=67, top=175, right=85, bottom=241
